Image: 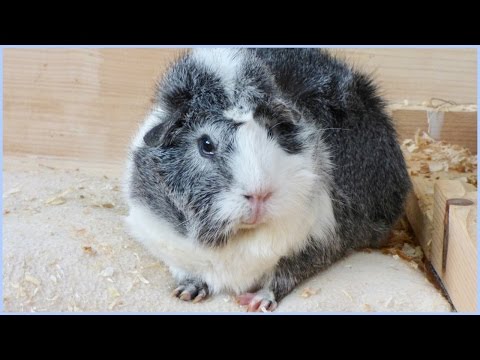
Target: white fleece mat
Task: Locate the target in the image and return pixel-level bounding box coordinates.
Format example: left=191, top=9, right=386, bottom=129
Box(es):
left=2, top=165, right=451, bottom=313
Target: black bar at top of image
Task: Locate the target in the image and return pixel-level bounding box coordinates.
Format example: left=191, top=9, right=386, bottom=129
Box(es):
left=1, top=10, right=479, bottom=45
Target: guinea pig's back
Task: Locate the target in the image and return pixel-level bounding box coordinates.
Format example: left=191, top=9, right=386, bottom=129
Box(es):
left=253, top=48, right=412, bottom=248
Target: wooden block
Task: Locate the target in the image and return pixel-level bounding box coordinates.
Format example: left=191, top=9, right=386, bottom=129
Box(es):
left=391, top=106, right=477, bottom=154
left=431, top=180, right=477, bottom=312
left=405, top=178, right=435, bottom=258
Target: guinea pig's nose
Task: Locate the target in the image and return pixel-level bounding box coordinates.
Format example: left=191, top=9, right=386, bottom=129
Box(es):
left=243, top=191, right=273, bottom=203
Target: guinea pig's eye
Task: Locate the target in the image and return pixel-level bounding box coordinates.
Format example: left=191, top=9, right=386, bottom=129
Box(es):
left=197, top=135, right=216, bottom=157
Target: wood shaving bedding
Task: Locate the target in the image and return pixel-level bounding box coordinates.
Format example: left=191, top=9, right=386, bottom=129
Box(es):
left=402, top=130, right=477, bottom=185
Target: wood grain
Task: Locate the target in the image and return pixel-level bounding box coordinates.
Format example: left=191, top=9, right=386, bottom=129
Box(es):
left=333, top=48, right=477, bottom=105
left=431, top=181, right=477, bottom=312
left=4, top=48, right=183, bottom=165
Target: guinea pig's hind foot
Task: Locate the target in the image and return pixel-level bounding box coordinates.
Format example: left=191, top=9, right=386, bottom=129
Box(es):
left=172, top=279, right=209, bottom=303
left=237, top=289, right=278, bottom=312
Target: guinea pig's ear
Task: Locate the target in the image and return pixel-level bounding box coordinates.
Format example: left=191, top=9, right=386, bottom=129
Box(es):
left=272, top=100, right=302, bottom=124
left=143, top=123, right=165, bottom=147
left=256, top=99, right=301, bottom=126
left=143, top=113, right=187, bottom=148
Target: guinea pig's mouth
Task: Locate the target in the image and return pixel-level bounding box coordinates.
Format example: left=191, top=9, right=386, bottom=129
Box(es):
left=238, top=222, right=261, bottom=230
left=238, top=213, right=270, bottom=230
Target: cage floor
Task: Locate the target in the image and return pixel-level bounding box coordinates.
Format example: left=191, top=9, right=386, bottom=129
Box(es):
left=2, top=158, right=451, bottom=312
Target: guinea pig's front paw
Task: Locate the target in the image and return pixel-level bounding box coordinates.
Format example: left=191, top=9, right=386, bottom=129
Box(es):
left=237, top=289, right=278, bottom=312
left=172, top=279, right=209, bottom=303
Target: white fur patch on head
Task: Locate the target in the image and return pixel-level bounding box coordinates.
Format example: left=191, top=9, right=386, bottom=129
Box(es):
left=232, top=121, right=278, bottom=196
left=223, top=107, right=254, bottom=123
left=191, top=49, right=245, bottom=98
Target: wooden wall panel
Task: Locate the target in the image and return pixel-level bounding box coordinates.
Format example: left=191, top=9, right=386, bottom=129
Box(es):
left=333, top=49, right=477, bottom=105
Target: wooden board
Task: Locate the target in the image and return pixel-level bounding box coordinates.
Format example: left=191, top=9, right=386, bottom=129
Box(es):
left=391, top=106, right=477, bottom=154
left=333, top=49, right=477, bottom=105
left=431, top=181, right=477, bottom=312
left=405, top=178, right=435, bottom=258
left=3, top=48, right=183, bottom=165
left=3, top=48, right=477, bottom=165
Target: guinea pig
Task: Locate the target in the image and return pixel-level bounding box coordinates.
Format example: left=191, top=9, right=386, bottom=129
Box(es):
left=124, top=48, right=411, bottom=312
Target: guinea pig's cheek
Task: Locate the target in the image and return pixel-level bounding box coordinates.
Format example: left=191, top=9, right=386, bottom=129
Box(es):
left=213, top=191, right=247, bottom=224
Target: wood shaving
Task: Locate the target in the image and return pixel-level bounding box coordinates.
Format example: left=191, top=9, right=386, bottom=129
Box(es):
left=5, top=187, right=21, bottom=196
left=74, top=228, right=87, bottom=236
left=428, top=162, right=446, bottom=172
left=126, top=281, right=138, bottom=293
left=341, top=289, right=353, bottom=301
left=401, top=130, right=477, bottom=186
left=101, top=203, right=115, bottom=209
left=45, top=196, right=66, bottom=205
left=25, top=274, right=41, bottom=286
left=137, top=273, right=150, bottom=284
left=362, top=304, right=373, bottom=312
left=107, top=286, right=120, bottom=298
left=101, top=267, right=114, bottom=277
left=300, top=288, right=318, bottom=298
left=467, top=174, right=477, bottom=187
left=401, top=243, right=423, bottom=261
left=419, top=163, right=430, bottom=174
left=108, top=299, right=119, bottom=310
left=82, top=246, right=96, bottom=255
left=408, top=261, right=419, bottom=270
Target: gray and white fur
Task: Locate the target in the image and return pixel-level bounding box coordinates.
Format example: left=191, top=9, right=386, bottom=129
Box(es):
left=124, top=49, right=411, bottom=311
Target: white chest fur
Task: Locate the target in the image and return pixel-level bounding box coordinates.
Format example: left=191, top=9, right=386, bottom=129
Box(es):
left=126, top=190, right=335, bottom=295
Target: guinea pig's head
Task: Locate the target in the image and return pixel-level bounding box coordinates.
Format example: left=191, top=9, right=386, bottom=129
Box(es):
left=128, top=49, right=325, bottom=247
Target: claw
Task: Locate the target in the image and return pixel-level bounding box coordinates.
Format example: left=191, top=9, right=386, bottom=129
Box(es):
left=192, top=288, right=207, bottom=303
left=172, top=286, right=184, bottom=297
left=239, top=290, right=278, bottom=313
left=179, top=291, right=192, bottom=301
left=172, top=279, right=209, bottom=303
